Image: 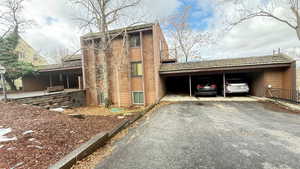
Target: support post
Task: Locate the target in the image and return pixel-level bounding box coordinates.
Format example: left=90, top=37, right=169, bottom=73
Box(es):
left=1, top=74, right=7, bottom=102
left=49, top=73, right=53, bottom=87
left=189, top=75, right=192, bottom=97
left=78, top=76, right=82, bottom=89
left=223, top=73, right=226, bottom=97
left=66, top=73, right=70, bottom=89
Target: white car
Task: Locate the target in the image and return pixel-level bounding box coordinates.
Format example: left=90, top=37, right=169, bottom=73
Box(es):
left=226, top=79, right=249, bottom=94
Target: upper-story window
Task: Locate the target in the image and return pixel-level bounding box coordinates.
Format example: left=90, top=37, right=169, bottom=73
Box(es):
left=131, top=62, right=143, bottom=77
left=129, top=34, right=140, bottom=48
left=94, top=38, right=102, bottom=55
left=18, top=51, right=25, bottom=60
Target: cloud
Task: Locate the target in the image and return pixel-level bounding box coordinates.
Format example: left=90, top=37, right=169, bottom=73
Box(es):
left=193, top=0, right=300, bottom=63
left=16, top=0, right=181, bottom=63
left=3, top=0, right=299, bottom=65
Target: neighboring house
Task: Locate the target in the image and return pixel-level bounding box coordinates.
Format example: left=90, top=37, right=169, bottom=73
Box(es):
left=22, top=54, right=83, bottom=91
left=15, top=36, right=47, bottom=66
left=14, top=36, right=48, bottom=89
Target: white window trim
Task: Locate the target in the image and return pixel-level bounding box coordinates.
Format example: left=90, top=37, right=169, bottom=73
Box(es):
left=132, top=91, right=144, bottom=105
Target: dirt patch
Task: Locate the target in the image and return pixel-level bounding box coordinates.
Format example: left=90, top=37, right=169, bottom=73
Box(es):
left=0, top=102, right=130, bottom=169
left=260, top=100, right=300, bottom=114
left=64, top=106, right=144, bottom=116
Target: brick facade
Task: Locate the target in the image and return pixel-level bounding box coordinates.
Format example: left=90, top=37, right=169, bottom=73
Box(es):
left=81, top=23, right=169, bottom=107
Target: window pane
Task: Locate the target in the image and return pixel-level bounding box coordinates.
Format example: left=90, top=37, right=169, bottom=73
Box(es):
left=131, top=62, right=142, bottom=76
left=130, top=35, right=140, bottom=47
left=134, top=92, right=139, bottom=103
left=137, top=63, right=142, bottom=76
left=133, top=92, right=144, bottom=104
left=136, top=36, right=140, bottom=47
left=139, top=92, right=144, bottom=104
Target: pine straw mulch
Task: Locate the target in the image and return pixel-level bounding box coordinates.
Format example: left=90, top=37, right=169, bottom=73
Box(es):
left=0, top=102, right=131, bottom=169
left=71, top=101, right=173, bottom=169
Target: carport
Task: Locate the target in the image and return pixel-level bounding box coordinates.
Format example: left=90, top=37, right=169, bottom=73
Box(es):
left=160, top=54, right=296, bottom=98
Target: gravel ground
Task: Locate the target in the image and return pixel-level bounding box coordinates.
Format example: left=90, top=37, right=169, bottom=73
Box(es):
left=96, top=101, right=300, bottom=169
left=0, top=102, right=129, bottom=169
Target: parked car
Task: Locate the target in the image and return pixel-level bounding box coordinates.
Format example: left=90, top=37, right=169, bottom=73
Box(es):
left=195, top=82, right=217, bottom=97
left=226, top=79, right=249, bottom=94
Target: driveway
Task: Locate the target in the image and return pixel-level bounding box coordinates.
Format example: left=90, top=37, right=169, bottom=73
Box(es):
left=96, top=102, right=300, bottom=169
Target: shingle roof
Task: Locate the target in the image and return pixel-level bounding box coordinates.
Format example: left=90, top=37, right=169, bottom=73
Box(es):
left=63, top=54, right=82, bottom=62
left=160, top=54, right=294, bottom=73
left=38, top=59, right=82, bottom=72
left=82, top=23, right=154, bottom=38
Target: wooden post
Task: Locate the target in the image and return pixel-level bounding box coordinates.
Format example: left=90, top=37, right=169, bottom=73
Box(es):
left=223, top=73, right=226, bottom=97
left=49, top=73, right=53, bottom=87
left=78, top=76, right=82, bottom=89
left=189, top=75, right=192, bottom=96
left=66, top=73, right=70, bottom=89
left=1, top=74, right=7, bottom=102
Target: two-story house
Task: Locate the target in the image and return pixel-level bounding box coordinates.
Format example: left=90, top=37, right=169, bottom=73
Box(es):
left=81, top=23, right=170, bottom=106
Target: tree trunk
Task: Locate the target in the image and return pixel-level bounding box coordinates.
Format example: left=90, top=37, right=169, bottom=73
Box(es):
left=5, top=77, right=16, bottom=91
left=296, top=27, right=300, bottom=40
left=100, top=14, right=110, bottom=105
left=102, top=50, right=110, bottom=103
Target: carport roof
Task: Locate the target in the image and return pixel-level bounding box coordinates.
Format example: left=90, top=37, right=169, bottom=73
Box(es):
left=160, top=54, right=294, bottom=74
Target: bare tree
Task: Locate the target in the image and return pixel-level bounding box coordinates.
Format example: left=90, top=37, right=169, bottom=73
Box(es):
left=165, top=7, right=211, bottom=62
left=70, top=0, right=141, bottom=105
left=0, top=0, right=33, bottom=38
left=223, top=0, right=300, bottom=40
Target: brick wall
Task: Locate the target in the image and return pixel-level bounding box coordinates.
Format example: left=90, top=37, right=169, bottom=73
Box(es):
left=82, top=24, right=169, bottom=107
left=153, top=24, right=168, bottom=102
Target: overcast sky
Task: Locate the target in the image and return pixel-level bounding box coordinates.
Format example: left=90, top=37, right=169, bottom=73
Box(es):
left=16, top=0, right=300, bottom=63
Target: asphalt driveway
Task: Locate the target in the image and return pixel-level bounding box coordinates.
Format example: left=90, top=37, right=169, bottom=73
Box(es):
left=96, top=102, right=300, bottom=169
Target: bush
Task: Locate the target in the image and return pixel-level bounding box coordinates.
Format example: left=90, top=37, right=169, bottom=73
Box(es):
left=104, top=98, right=112, bottom=108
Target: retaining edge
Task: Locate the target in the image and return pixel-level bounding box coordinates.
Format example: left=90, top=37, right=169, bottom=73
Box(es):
left=48, top=132, right=109, bottom=169
left=48, top=103, right=157, bottom=169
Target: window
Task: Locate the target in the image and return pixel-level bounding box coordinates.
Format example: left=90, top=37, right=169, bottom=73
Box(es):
left=129, top=34, right=140, bottom=47
left=18, top=52, right=25, bottom=60
left=94, top=38, right=102, bottom=55
left=132, top=92, right=144, bottom=104
left=131, top=62, right=143, bottom=77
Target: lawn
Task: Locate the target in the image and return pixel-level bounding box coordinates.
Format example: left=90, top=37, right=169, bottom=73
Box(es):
left=0, top=102, right=133, bottom=169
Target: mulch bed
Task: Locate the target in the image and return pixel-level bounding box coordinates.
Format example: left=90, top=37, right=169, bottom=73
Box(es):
left=0, top=102, right=130, bottom=169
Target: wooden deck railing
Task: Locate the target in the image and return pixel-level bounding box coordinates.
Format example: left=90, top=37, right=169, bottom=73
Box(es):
left=266, top=88, right=300, bottom=103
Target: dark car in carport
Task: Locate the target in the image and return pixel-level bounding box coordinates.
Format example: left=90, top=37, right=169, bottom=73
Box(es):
left=195, top=83, right=217, bottom=97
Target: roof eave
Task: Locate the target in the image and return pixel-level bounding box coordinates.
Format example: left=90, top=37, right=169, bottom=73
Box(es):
left=81, top=24, right=154, bottom=39
left=160, top=62, right=293, bottom=75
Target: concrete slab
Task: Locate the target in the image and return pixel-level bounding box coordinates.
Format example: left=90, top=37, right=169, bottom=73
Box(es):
left=161, top=94, right=259, bottom=102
